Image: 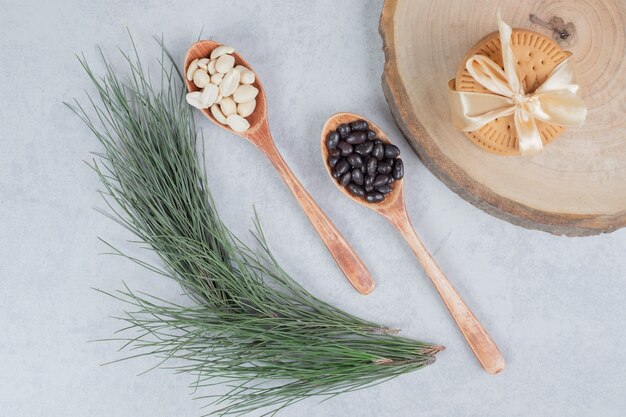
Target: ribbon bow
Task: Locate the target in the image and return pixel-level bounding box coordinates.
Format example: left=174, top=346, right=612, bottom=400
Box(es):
left=449, top=15, right=587, bottom=155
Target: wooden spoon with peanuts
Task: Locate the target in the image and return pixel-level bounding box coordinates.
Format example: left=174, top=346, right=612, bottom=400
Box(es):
left=184, top=42, right=375, bottom=295
left=321, top=112, right=505, bottom=374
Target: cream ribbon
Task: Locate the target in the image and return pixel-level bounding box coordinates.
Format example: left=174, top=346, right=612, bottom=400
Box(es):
left=449, top=15, right=587, bottom=155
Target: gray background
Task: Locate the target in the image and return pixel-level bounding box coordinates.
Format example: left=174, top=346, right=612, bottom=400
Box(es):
left=1, top=1, right=625, bottom=416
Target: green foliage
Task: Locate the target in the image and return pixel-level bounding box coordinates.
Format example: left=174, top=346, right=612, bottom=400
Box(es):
left=67, top=37, right=441, bottom=416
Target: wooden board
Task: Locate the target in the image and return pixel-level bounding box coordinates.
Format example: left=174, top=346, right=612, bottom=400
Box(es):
left=379, top=0, right=626, bottom=236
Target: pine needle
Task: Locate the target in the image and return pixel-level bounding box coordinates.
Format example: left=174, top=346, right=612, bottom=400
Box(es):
left=66, top=36, right=442, bottom=416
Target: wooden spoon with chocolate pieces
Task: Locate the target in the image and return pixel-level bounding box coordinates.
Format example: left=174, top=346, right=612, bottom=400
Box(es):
left=321, top=112, right=505, bottom=374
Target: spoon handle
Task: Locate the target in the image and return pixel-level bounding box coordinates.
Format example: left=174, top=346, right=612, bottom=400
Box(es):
left=258, top=140, right=375, bottom=295
left=392, top=211, right=505, bottom=374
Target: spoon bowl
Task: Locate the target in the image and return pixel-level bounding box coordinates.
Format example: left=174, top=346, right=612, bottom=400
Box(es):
left=321, top=112, right=404, bottom=214
left=182, top=43, right=375, bottom=295
left=184, top=40, right=268, bottom=140
left=321, top=112, right=505, bottom=374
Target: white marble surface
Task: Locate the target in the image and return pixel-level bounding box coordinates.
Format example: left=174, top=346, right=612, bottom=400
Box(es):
left=1, top=1, right=625, bottom=416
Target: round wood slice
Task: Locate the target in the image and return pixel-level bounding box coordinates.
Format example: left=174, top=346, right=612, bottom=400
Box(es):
left=380, top=0, right=626, bottom=236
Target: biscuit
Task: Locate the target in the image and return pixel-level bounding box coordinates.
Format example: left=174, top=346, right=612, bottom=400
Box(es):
left=455, top=29, right=570, bottom=155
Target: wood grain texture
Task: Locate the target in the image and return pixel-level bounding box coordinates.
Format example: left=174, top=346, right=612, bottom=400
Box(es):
left=322, top=113, right=505, bottom=374
left=380, top=0, right=626, bottom=236
left=185, top=41, right=375, bottom=295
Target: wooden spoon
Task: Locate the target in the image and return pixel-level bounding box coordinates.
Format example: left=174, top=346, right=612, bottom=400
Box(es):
left=321, top=112, right=505, bottom=374
left=184, top=42, right=375, bottom=295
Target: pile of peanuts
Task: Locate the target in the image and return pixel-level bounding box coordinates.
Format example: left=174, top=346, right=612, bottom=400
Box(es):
left=185, top=45, right=258, bottom=133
